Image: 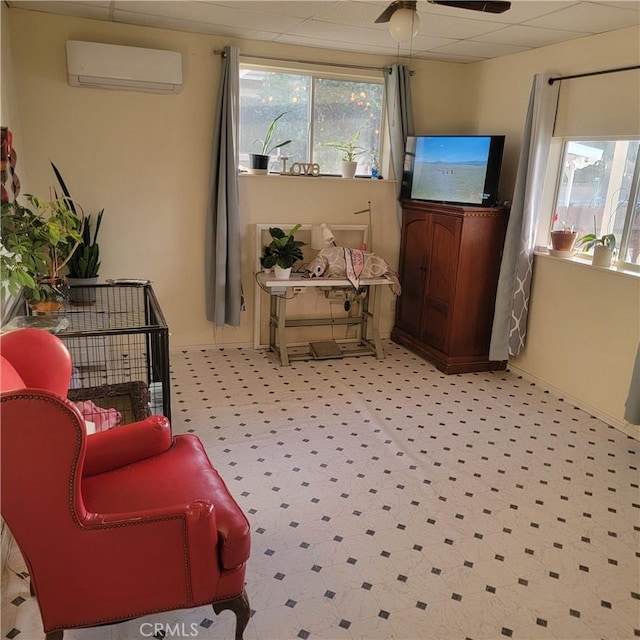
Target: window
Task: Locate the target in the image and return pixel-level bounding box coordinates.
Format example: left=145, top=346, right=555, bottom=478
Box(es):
left=239, top=66, right=384, bottom=177
left=552, top=139, right=640, bottom=269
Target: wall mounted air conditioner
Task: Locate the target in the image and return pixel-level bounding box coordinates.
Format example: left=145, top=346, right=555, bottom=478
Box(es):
left=66, top=41, right=183, bottom=94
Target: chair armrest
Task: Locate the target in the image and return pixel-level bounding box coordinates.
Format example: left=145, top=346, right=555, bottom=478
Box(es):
left=81, top=499, right=221, bottom=602
left=83, top=499, right=215, bottom=527
left=82, top=415, right=172, bottom=477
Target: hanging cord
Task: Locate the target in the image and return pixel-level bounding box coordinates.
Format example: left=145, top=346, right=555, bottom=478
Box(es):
left=254, top=271, right=300, bottom=300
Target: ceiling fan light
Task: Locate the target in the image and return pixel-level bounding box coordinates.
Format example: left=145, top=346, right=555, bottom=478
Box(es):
left=389, top=7, right=420, bottom=42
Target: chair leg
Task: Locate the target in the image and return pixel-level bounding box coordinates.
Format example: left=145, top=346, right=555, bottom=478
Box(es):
left=212, top=589, right=250, bottom=640
left=45, top=631, right=63, bottom=640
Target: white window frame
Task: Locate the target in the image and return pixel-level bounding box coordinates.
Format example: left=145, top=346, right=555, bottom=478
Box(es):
left=538, top=136, right=640, bottom=273
left=239, top=63, right=388, bottom=178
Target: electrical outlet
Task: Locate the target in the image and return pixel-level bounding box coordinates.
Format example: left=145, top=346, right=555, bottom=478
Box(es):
left=292, top=287, right=303, bottom=294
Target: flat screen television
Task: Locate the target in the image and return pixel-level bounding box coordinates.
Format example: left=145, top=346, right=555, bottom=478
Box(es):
left=401, top=135, right=505, bottom=207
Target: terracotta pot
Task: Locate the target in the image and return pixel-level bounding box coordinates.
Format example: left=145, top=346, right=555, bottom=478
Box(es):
left=550, top=230, right=577, bottom=252
left=25, top=276, right=70, bottom=314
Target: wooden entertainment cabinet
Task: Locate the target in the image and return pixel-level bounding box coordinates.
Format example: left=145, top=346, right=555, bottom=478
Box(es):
left=391, top=200, right=509, bottom=374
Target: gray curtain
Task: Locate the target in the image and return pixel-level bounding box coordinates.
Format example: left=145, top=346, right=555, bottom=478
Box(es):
left=205, top=45, right=243, bottom=326
left=489, top=74, right=559, bottom=361
left=384, top=65, right=414, bottom=221
left=625, top=342, right=640, bottom=424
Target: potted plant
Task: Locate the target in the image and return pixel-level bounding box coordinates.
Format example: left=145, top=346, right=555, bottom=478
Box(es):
left=52, top=162, right=103, bottom=304
left=249, top=112, right=291, bottom=175
left=1, top=194, right=83, bottom=311
left=577, top=229, right=616, bottom=267
left=261, top=224, right=305, bottom=279
left=550, top=220, right=577, bottom=253
left=323, top=132, right=364, bottom=178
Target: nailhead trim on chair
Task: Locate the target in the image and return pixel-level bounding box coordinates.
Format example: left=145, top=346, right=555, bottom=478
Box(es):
left=1, top=393, right=85, bottom=527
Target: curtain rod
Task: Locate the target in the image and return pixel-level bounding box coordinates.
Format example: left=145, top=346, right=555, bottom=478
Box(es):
left=548, top=64, right=640, bottom=85
left=213, top=49, right=402, bottom=74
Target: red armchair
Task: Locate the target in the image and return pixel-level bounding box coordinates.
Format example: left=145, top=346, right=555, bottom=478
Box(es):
left=0, top=328, right=251, bottom=640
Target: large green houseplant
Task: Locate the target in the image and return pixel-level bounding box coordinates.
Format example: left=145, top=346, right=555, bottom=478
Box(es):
left=261, top=224, right=305, bottom=279
left=1, top=194, right=83, bottom=310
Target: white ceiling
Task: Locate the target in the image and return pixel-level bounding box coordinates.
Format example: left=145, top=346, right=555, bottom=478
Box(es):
left=7, top=0, right=640, bottom=63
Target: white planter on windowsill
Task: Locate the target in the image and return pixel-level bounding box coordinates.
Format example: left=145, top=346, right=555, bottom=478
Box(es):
left=592, top=246, right=614, bottom=268
left=340, top=161, right=357, bottom=179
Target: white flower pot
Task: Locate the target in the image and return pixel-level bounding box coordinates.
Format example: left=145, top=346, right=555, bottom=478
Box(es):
left=340, top=161, right=358, bottom=179
left=592, top=245, right=614, bottom=267
left=274, top=265, right=292, bottom=279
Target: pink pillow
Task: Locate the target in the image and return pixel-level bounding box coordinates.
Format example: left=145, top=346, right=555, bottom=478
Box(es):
left=73, top=400, right=122, bottom=433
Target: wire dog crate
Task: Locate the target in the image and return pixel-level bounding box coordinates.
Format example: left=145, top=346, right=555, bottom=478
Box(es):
left=4, top=284, right=171, bottom=424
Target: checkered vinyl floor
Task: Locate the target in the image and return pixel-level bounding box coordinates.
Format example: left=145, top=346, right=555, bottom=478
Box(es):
left=2, top=342, right=639, bottom=639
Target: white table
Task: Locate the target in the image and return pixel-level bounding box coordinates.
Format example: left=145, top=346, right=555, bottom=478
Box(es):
left=256, top=272, right=394, bottom=366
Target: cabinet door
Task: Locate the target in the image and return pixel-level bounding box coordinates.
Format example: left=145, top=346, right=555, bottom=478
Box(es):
left=395, top=211, right=429, bottom=338
left=421, top=213, right=461, bottom=351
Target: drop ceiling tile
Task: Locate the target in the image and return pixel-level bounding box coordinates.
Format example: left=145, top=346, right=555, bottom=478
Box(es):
left=409, top=33, right=459, bottom=51
left=112, top=8, right=279, bottom=40
left=312, top=1, right=390, bottom=26
left=7, top=0, right=640, bottom=64
left=524, top=1, right=640, bottom=32
left=271, top=32, right=401, bottom=58
left=423, top=51, right=486, bottom=63
left=431, top=39, right=531, bottom=58
left=590, top=0, right=640, bottom=14
left=114, top=1, right=305, bottom=33
left=423, top=0, right=581, bottom=24
left=288, top=19, right=386, bottom=45
left=10, top=0, right=111, bottom=19
left=204, top=1, right=338, bottom=20
left=472, top=24, right=585, bottom=47
left=414, top=12, right=507, bottom=39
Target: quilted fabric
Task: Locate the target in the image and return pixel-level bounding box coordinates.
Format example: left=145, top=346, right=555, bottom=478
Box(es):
left=306, top=247, right=401, bottom=295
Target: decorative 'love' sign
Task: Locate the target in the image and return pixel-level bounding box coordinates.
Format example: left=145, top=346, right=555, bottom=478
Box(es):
left=278, top=157, right=320, bottom=177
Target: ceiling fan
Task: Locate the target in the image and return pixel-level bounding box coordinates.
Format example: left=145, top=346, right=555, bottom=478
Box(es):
left=375, top=0, right=512, bottom=25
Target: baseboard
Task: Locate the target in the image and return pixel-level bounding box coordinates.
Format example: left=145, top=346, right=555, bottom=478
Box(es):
left=171, top=334, right=393, bottom=354
left=170, top=341, right=254, bottom=353
left=508, top=364, right=639, bottom=441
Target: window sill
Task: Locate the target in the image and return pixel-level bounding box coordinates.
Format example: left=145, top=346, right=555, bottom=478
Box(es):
left=534, top=248, right=639, bottom=279
left=239, top=172, right=393, bottom=182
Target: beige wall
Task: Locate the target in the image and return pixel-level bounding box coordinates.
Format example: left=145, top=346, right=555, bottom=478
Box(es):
left=3, top=7, right=639, bottom=428
left=474, top=27, right=640, bottom=433
left=471, top=26, right=640, bottom=199
left=471, top=26, right=640, bottom=428
left=4, top=8, right=471, bottom=348
left=514, top=256, right=639, bottom=428
left=1, top=3, right=28, bottom=192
